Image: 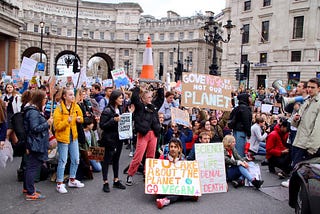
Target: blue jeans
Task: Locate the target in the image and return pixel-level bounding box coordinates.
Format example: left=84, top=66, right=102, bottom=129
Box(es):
left=226, top=163, right=254, bottom=182
left=90, top=160, right=102, bottom=172
left=24, top=152, right=42, bottom=194
left=234, top=131, right=247, bottom=157
left=56, top=140, right=80, bottom=182
left=257, top=142, right=266, bottom=155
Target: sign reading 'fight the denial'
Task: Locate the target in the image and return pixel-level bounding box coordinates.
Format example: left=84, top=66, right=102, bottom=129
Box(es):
left=195, top=143, right=227, bottom=194
left=145, top=159, right=202, bottom=196
left=181, top=73, right=232, bottom=111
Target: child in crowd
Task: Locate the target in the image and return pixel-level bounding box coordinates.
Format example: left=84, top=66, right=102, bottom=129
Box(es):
left=156, top=138, right=199, bottom=209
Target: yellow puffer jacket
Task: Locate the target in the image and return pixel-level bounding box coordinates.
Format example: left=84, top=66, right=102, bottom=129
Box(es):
left=53, top=102, right=83, bottom=144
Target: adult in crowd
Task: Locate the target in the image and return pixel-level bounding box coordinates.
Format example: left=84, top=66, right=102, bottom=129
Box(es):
left=230, top=93, right=252, bottom=157
left=2, top=83, right=22, bottom=145
left=91, top=83, right=103, bottom=103
left=266, top=120, right=292, bottom=178
left=159, top=91, right=177, bottom=126
left=100, top=90, right=127, bottom=192
left=187, top=131, right=211, bottom=161
left=156, top=138, right=198, bottom=209
left=165, top=122, right=192, bottom=155
left=223, top=135, right=264, bottom=189
left=23, top=90, right=53, bottom=200
left=125, top=83, right=164, bottom=186
left=209, top=116, right=223, bottom=142
left=0, top=99, right=7, bottom=153
left=53, top=88, right=84, bottom=194
left=291, top=78, right=320, bottom=167
left=99, top=87, right=113, bottom=112
left=248, top=117, right=268, bottom=158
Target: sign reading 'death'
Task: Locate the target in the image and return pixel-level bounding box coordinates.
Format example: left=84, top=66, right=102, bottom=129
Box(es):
left=145, top=158, right=202, bottom=196
left=111, top=68, right=130, bottom=88
left=181, top=73, right=232, bottom=111
left=118, top=113, right=133, bottom=140
left=171, top=107, right=190, bottom=127
left=195, top=143, right=227, bottom=194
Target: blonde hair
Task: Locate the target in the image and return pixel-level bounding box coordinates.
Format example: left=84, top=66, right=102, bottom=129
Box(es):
left=222, top=135, right=236, bottom=149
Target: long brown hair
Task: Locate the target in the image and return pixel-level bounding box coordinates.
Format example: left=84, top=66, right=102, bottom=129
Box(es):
left=30, top=90, right=46, bottom=111
left=5, top=83, right=18, bottom=96
left=0, top=99, right=6, bottom=123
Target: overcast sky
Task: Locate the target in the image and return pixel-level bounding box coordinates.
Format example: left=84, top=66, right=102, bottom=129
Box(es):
left=84, top=0, right=226, bottom=18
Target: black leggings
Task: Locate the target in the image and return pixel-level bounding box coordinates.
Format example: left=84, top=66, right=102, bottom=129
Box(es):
left=102, top=143, right=123, bottom=181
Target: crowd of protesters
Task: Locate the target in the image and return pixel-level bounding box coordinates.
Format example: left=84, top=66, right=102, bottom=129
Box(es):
left=1, top=76, right=320, bottom=210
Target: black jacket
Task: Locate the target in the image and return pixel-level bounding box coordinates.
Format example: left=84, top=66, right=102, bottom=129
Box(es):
left=131, top=86, right=164, bottom=137
left=234, top=93, right=252, bottom=137
left=24, top=105, right=50, bottom=161
left=99, top=105, right=122, bottom=149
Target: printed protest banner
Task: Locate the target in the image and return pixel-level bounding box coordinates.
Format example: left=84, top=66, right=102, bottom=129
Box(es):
left=145, top=158, right=202, bottom=196
left=87, top=147, right=105, bottom=161
left=118, top=113, right=132, bottom=140
left=171, top=107, right=190, bottom=127
left=111, top=68, right=129, bottom=88
left=195, top=143, right=227, bottom=194
left=261, top=104, right=273, bottom=114
left=102, top=79, right=113, bottom=88
left=19, top=57, right=37, bottom=80
left=181, top=73, right=232, bottom=111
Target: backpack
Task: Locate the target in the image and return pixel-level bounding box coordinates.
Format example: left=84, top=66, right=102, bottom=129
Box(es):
left=227, top=106, right=239, bottom=129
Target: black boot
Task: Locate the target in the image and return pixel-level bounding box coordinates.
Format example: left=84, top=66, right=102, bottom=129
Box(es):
left=251, top=179, right=264, bottom=189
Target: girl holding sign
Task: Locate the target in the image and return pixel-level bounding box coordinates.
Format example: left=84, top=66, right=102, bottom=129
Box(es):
left=100, top=90, right=127, bottom=192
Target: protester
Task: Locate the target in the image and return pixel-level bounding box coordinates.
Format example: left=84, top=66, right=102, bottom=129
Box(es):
left=223, top=135, right=264, bottom=189
left=100, top=90, right=127, bottom=192
left=187, top=131, right=211, bottom=160
left=159, top=91, right=177, bottom=125
left=125, top=82, right=164, bottom=186
left=165, top=122, right=192, bottom=155
left=0, top=99, right=7, bottom=151
left=156, top=138, right=198, bottom=209
left=99, top=87, right=113, bottom=112
left=23, top=90, right=53, bottom=200
left=53, top=88, right=84, bottom=194
left=209, top=116, right=223, bottom=142
left=248, top=117, right=268, bottom=158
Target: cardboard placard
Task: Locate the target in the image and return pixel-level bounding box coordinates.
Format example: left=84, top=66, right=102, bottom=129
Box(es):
left=145, top=158, right=202, bottom=196
left=195, top=143, right=227, bottom=194
left=87, top=146, right=105, bottom=161
left=171, top=107, right=190, bottom=127
left=181, top=73, right=232, bottom=111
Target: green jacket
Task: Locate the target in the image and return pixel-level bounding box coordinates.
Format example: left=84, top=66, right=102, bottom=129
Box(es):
left=79, top=129, right=98, bottom=151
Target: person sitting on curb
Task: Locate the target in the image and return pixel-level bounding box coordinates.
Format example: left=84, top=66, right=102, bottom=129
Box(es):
left=223, top=135, right=264, bottom=189
left=156, top=138, right=199, bottom=209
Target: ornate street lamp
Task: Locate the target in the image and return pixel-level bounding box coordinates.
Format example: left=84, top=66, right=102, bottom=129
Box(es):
left=203, top=14, right=235, bottom=75
left=39, top=21, right=45, bottom=71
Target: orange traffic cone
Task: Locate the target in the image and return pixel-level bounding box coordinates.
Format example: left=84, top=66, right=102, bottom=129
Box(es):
left=140, top=36, right=155, bottom=80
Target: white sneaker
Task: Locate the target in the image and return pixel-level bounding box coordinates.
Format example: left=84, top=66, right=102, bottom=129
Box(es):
left=281, top=179, right=289, bottom=188
left=129, top=152, right=133, bottom=157
left=68, top=179, right=85, bottom=188
left=56, top=184, right=68, bottom=194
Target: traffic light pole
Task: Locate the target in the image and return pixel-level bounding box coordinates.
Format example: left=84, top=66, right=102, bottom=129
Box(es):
left=239, top=42, right=243, bottom=87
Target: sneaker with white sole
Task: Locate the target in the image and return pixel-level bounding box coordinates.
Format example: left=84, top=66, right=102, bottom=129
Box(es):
left=56, top=184, right=68, bottom=194
left=281, top=179, right=289, bottom=188
left=68, top=179, right=85, bottom=188
left=126, top=176, right=133, bottom=186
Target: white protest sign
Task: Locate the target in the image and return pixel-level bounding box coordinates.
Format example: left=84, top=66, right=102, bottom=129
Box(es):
left=111, top=68, right=130, bottom=88
left=19, top=57, right=37, bottom=80
left=195, top=143, right=227, bottom=194
left=261, top=104, right=273, bottom=114
left=145, top=158, right=202, bottom=196
left=73, top=67, right=87, bottom=88
left=118, top=113, right=132, bottom=140
left=102, top=79, right=113, bottom=88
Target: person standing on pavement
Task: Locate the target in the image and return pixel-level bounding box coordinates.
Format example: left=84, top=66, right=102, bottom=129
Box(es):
left=291, top=78, right=320, bottom=166
left=23, top=90, right=53, bottom=200
left=230, top=93, right=252, bottom=157
left=53, top=88, right=84, bottom=194
left=100, top=90, right=128, bottom=192
left=125, top=82, right=164, bottom=186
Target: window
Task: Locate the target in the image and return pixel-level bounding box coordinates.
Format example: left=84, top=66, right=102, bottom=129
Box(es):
left=77, top=30, right=82, bottom=38
left=170, top=33, right=174, bottom=41
left=260, top=53, right=267, bottom=63
left=124, top=50, right=129, bottom=57
left=188, top=31, right=194, bottom=40
left=139, top=34, right=144, bottom=41
left=244, top=1, right=251, bottom=11
left=159, top=52, right=164, bottom=64
left=261, top=21, right=269, bottom=42
left=138, top=52, right=143, bottom=64
left=179, top=32, right=184, bottom=40
left=34, top=24, right=39, bottom=33
left=100, top=32, right=104, bottom=40
left=159, top=33, right=165, bottom=41
left=89, top=31, right=94, bottom=39
left=291, top=51, right=301, bottom=62
left=57, top=28, right=61, bottom=36
left=241, top=54, right=248, bottom=64
left=150, top=34, right=154, bottom=41
left=23, top=24, right=27, bottom=31
left=45, top=26, right=49, bottom=34
left=67, top=29, right=72, bottom=37
left=124, top=33, right=129, bottom=41
left=263, top=0, right=271, bottom=7
left=169, top=52, right=174, bottom=66
left=242, top=24, right=250, bottom=44
left=293, top=16, right=304, bottom=39
left=110, top=32, right=115, bottom=41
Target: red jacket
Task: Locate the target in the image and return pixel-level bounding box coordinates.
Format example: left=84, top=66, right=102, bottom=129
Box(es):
left=266, top=124, right=288, bottom=160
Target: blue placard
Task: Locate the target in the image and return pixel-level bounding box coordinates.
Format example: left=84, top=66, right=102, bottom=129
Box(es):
left=37, top=62, right=45, bottom=71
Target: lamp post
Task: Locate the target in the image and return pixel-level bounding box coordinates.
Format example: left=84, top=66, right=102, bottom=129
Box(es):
left=174, top=40, right=182, bottom=82
left=124, top=60, right=131, bottom=75
left=239, top=26, right=244, bottom=87
left=184, top=56, right=192, bottom=72
left=203, top=14, right=235, bottom=75
left=39, top=21, right=45, bottom=66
